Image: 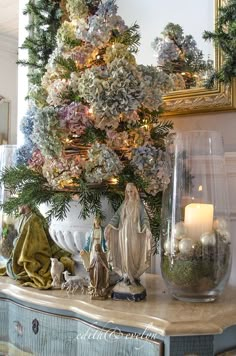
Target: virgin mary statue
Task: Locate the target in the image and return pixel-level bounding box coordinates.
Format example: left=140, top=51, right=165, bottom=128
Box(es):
left=105, top=183, right=152, bottom=291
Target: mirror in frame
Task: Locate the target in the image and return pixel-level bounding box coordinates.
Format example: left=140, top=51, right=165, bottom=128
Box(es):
left=161, top=0, right=236, bottom=116
left=117, top=0, right=236, bottom=116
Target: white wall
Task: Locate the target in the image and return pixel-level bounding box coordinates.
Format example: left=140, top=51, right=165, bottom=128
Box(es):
left=17, top=0, right=28, bottom=145
left=171, top=111, right=236, bottom=152
left=0, top=34, right=18, bottom=144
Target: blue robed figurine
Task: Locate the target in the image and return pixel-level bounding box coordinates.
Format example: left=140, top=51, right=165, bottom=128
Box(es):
left=80, top=216, right=107, bottom=270
left=105, top=183, right=152, bottom=301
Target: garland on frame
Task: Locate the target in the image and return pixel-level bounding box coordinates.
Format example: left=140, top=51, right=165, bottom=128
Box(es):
left=203, top=0, right=236, bottom=87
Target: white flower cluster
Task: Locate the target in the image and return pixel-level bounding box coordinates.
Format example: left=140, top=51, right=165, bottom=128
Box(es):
left=152, top=38, right=179, bottom=67
left=32, top=107, right=66, bottom=157
left=76, top=1, right=127, bottom=48
left=138, top=65, right=173, bottom=111
left=66, top=0, right=90, bottom=20
left=46, top=78, right=71, bottom=106
left=131, top=145, right=170, bottom=195
left=42, top=155, right=84, bottom=189
left=79, top=59, right=144, bottom=129
left=85, top=143, right=123, bottom=183
left=57, top=21, right=78, bottom=49
left=170, top=73, right=186, bottom=90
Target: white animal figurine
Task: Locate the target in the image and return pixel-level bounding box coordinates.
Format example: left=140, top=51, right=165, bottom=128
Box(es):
left=50, top=258, right=64, bottom=289
left=62, top=271, right=87, bottom=294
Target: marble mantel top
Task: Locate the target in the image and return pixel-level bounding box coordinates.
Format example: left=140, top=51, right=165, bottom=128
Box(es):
left=0, top=274, right=236, bottom=337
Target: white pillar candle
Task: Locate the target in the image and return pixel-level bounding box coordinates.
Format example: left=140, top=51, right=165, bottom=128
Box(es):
left=184, top=203, right=214, bottom=241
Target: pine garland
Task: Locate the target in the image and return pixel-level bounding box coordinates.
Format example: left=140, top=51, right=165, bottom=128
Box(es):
left=112, top=23, right=141, bottom=53
left=17, top=0, right=62, bottom=86
left=203, top=0, right=236, bottom=87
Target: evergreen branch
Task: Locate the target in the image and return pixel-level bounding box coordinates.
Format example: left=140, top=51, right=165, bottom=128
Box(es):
left=45, top=193, right=72, bottom=222
left=79, top=127, right=107, bottom=145
left=17, top=59, right=43, bottom=69
left=117, top=165, right=149, bottom=192
left=0, top=165, right=47, bottom=192
left=104, top=189, right=123, bottom=213
left=55, top=56, right=77, bottom=73
left=137, top=107, right=162, bottom=125
left=62, top=36, right=82, bottom=49
left=143, top=192, right=163, bottom=253
left=203, top=0, right=236, bottom=84
left=19, top=0, right=62, bottom=90
left=77, top=183, right=104, bottom=220
left=204, top=71, right=217, bottom=89
left=112, top=23, right=141, bottom=53
left=151, top=120, right=173, bottom=143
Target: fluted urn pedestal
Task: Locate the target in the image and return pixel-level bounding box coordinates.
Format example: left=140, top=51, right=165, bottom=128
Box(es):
left=41, top=200, right=113, bottom=275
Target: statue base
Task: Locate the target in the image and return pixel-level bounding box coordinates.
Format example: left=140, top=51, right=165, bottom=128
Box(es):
left=111, top=281, right=146, bottom=302
left=90, top=295, right=108, bottom=301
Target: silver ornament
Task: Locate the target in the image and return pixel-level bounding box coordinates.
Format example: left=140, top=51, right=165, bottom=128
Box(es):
left=200, top=232, right=216, bottom=246
left=179, top=238, right=193, bottom=254
left=213, top=217, right=228, bottom=231
left=174, top=221, right=186, bottom=240
left=164, top=240, right=179, bottom=254
left=217, top=229, right=231, bottom=242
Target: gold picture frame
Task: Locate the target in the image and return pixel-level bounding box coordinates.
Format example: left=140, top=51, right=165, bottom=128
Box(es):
left=162, top=0, right=236, bottom=117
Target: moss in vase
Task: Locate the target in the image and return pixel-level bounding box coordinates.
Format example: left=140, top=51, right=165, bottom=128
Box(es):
left=162, top=238, right=231, bottom=290
left=162, top=255, right=215, bottom=288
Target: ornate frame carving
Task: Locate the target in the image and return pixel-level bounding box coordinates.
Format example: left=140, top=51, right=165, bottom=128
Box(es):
left=162, top=0, right=236, bottom=116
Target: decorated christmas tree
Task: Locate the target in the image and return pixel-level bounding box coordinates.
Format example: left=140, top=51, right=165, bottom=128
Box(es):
left=1, top=0, right=174, bottom=248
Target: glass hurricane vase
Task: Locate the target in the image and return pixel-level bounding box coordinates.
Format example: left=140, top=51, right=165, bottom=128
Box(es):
left=160, top=131, right=231, bottom=302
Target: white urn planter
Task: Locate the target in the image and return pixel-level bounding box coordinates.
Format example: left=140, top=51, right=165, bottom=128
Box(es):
left=41, top=199, right=114, bottom=272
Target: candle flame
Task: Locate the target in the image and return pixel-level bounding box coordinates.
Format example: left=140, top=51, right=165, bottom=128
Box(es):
left=198, top=185, right=203, bottom=192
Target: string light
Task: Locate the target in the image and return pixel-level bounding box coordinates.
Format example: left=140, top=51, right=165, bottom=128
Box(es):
left=110, top=177, right=118, bottom=185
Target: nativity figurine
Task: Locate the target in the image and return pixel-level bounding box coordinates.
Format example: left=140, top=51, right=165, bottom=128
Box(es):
left=0, top=205, right=74, bottom=289
left=87, top=243, right=110, bottom=300
left=80, top=216, right=107, bottom=270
